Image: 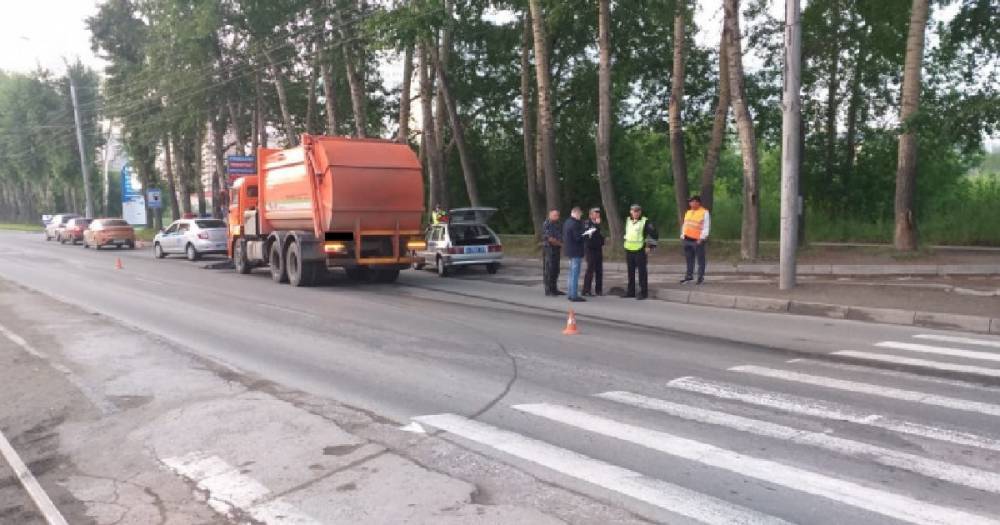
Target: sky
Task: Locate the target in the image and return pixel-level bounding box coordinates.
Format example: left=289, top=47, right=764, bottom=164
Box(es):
left=0, top=1, right=106, bottom=75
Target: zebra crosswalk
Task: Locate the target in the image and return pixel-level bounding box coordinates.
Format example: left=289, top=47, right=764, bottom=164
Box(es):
left=413, top=333, right=1000, bottom=524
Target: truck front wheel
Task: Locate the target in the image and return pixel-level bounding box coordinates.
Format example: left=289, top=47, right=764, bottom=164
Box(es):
left=234, top=239, right=251, bottom=274
left=269, top=243, right=288, bottom=283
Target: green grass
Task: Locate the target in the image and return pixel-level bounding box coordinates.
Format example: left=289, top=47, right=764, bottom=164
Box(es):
left=0, top=223, right=43, bottom=232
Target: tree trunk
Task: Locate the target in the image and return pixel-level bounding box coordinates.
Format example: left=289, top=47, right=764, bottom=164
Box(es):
left=430, top=46, right=480, bottom=207
left=597, top=0, right=623, bottom=245
left=521, top=13, right=544, bottom=239
left=212, top=115, right=227, bottom=219
left=419, top=44, right=443, bottom=212
left=163, top=134, right=181, bottom=220
left=668, top=2, right=689, bottom=229
left=397, top=45, right=414, bottom=143
left=195, top=128, right=207, bottom=217
left=824, top=2, right=841, bottom=184
left=174, top=135, right=192, bottom=215
left=700, top=25, right=730, bottom=212
left=226, top=99, right=246, bottom=156
left=264, top=49, right=297, bottom=147
left=320, top=62, right=338, bottom=135
left=434, top=0, right=453, bottom=168
left=335, top=10, right=367, bottom=139
left=723, top=0, right=760, bottom=260
left=844, top=15, right=866, bottom=188
left=894, top=0, right=929, bottom=252
left=528, top=0, right=561, bottom=212
left=305, top=49, right=319, bottom=135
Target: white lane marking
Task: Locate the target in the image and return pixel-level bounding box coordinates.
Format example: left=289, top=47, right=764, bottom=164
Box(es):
left=512, top=403, right=1000, bottom=525
left=732, top=365, right=1000, bottom=417
left=914, top=334, right=1000, bottom=349
left=0, top=429, right=69, bottom=525
left=399, top=422, right=427, bottom=434
left=876, top=341, right=1000, bottom=363
left=784, top=358, right=1000, bottom=393
left=0, top=322, right=116, bottom=415
left=413, top=414, right=787, bottom=525
left=597, top=390, right=1000, bottom=494
left=162, top=452, right=321, bottom=525
left=835, top=351, right=1000, bottom=379
left=664, top=376, right=1000, bottom=452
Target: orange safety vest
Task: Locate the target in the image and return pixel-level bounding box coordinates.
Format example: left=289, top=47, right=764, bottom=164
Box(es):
left=683, top=208, right=708, bottom=240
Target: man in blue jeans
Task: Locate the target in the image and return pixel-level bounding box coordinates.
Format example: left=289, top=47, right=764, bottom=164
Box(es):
left=562, top=206, right=595, bottom=302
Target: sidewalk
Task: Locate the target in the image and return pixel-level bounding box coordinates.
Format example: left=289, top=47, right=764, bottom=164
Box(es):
left=487, top=263, right=1000, bottom=334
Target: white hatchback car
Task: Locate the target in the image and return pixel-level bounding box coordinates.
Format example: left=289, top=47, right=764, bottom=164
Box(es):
left=153, top=218, right=228, bottom=261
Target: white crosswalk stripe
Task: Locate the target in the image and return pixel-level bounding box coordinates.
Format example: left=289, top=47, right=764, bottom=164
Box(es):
left=413, top=413, right=788, bottom=525
left=731, top=365, right=1000, bottom=417
left=785, top=358, right=1000, bottom=393
left=914, top=334, right=1000, bottom=349
left=876, top=341, right=1000, bottom=363
left=511, top=403, right=998, bottom=525
left=664, top=376, right=1000, bottom=452
left=835, top=350, right=1000, bottom=378
left=596, top=390, right=1000, bottom=493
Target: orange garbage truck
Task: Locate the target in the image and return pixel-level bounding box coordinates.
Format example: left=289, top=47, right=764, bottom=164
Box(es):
left=227, top=134, right=426, bottom=286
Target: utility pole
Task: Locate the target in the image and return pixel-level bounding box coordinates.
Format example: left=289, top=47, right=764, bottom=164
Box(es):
left=779, top=0, right=802, bottom=290
left=101, top=120, right=115, bottom=215
left=68, top=68, right=95, bottom=218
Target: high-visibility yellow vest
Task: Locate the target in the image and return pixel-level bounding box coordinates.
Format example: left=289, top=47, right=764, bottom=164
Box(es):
left=683, top=208, right=707, bottom=240
left=624, top=217, right=648, bottom=251
left=431, top=210, right=446, bottom=224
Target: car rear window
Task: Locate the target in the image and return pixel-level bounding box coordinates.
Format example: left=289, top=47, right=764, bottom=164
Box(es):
left=103, top=219, right=129, bottom=227
left=195, top=219, right=226, bottom=228
left=448, top=225, right=497, bottom=246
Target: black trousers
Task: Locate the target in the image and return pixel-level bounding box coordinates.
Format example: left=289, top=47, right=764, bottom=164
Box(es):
left=583, top=249, right=603, bottom=294
left=683, top=238, right=707, bottom=279
left=625, top=249, right=648, bottom=297
left=542, top=247, right=561, bottom=294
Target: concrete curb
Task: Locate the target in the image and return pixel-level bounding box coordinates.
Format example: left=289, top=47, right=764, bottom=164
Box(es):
left=650, top=289, right=998, bottom=334
left=504, top=257, right=1000, bottom=276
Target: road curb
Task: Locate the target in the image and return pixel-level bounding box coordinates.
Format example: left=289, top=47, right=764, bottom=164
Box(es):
left=503, top=258, right=1000, bottom=276
left=649, top=290, right=997, bottom=334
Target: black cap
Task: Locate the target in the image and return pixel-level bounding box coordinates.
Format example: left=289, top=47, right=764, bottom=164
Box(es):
left=688, top=195, right=702, bottom=203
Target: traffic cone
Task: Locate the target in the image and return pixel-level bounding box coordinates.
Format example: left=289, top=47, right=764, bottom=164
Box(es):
left=562, top=309, right=579, bottom=336
left=115, top=257, right=123, bottom=270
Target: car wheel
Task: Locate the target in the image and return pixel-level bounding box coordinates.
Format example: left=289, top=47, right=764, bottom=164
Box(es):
left=44, top=233, right=50, bottom=241
left=82, top=239, right=89, bottom=249
left=436, top=256, right=449, bottom=277
left=269, top=243, right=287, bottom=283
left=233, top=239, right=251, bottom=275
left=127, top=240, right=135, bottom=250
left=487, top=263, right=499, bottom=275
left=186, top=243, right=200, bottom=261
left=59, top=235, right=66, bottom=244
left=154, top=242, right=165, bottom=259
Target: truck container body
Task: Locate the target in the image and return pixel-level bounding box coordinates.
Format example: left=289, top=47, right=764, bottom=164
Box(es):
left=228, top=134, right=426, bottom=286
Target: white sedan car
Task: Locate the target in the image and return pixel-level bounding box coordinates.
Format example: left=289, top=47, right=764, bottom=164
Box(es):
left=153, top=218, right=228, bottom=261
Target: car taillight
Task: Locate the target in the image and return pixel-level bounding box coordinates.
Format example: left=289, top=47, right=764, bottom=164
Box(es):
left=488, top=244, right=502, bottom=253
left=197, top=232, right=209, bottom=240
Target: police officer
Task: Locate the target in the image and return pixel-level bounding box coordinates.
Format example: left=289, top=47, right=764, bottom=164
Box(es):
left=623, top=204, right=658, bottom=300
left=541, top=208, right=564, bottom=296
left=431, top=204, right=447, bottom=225
left=582, top=207, right=604, bottom=296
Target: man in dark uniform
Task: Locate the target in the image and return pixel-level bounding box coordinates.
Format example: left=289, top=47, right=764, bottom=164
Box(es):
left=623, top=204, right=658, bottom=300
left=582, top=207, right=604, bottom=296
left=541, top=208, right=563, bottom=296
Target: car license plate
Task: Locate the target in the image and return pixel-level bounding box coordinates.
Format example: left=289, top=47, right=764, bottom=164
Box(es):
left=114, top=239, right=126, bottom=243
left=464, top=246, right=486, bottom=254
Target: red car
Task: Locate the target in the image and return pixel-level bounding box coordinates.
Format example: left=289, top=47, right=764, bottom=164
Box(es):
left=83, top=218, right=136, bottom=250
left=59, top=218, right=92, bottom=245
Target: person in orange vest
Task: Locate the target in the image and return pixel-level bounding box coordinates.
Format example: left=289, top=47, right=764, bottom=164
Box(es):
left=679, top=195, right=710, bottom=285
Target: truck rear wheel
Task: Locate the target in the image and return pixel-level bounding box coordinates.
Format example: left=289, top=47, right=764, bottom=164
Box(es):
left=345, top=267, right=371, bottom=282
left=233, top=239, right=251, bottom=274
left=373, top=269, right=400, bottom=283
left=286, top=241, right=319, bottom=287
left=269, top=243, right=288, bottom=283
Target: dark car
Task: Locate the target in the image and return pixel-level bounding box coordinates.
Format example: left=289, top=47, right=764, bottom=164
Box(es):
left=60, top=218, right=93, bottom=245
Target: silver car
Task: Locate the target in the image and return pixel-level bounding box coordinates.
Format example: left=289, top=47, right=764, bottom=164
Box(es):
left=44, top=213, right=81, bottom=241
left=414, top=207, right=503, bottom=277
left=153, top=218, right=228, bottom=261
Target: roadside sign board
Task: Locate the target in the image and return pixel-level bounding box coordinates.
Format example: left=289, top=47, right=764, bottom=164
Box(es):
left=227, top=155, right=256, bottom=183
left=120, top=163, right=147, bottom=225
left=147, top=189, right=162, bottom=209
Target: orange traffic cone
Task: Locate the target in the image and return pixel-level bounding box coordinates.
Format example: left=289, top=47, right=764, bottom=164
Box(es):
left=115, top=257, right=123, bottom=270
left=562, top=309, right=579, bottom=335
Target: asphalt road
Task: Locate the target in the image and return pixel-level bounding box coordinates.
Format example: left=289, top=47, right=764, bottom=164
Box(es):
left=1, top=229, right=999, bottom=524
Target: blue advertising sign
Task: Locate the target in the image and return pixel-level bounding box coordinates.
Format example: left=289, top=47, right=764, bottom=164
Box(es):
left=147, top=189, right=162, bottom=209
left=120, top=163, right=147, bottom=225
left=226, top=155, right=256, bottom=180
